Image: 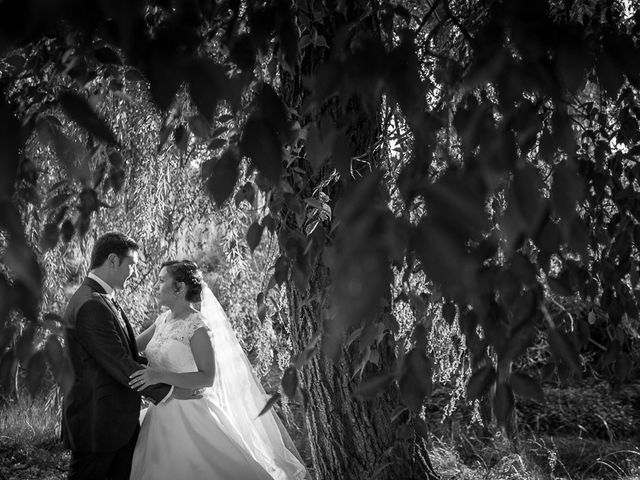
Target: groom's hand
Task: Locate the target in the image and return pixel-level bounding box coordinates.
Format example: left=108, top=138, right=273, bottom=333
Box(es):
left=171, top=387, right=203, bottom=400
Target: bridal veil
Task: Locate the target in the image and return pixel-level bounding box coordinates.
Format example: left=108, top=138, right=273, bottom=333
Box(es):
left=199, top=286, right=307, bottom=480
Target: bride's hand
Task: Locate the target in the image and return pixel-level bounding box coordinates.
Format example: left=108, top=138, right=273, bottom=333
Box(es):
left=129, top=365, right=165, bottom=391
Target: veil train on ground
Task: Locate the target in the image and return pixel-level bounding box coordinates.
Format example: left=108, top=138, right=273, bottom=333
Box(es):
left=200, top=285, right=307, bottom=480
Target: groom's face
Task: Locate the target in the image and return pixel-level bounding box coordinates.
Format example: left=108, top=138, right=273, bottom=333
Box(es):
left=112, top=249, right=138, bottom=290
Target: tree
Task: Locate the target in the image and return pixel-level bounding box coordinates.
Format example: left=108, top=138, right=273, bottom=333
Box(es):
left=2, top=1, right=640, bottom=479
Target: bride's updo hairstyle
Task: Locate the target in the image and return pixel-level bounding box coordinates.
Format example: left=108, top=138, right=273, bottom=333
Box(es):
left=161, top=260, right=204, bottom=303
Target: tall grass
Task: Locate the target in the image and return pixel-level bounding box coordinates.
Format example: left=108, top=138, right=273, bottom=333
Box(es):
left=430, top=431, right=640, bottom=480
left=0, top=388, right=61, bottom=446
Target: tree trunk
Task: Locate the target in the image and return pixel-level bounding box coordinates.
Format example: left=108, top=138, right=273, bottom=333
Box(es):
left=287, top=263, right=439, bottom=480
left=276, top=5, right=440, bottom=479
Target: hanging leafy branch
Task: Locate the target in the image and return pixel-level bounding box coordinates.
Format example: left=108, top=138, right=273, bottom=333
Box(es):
left=0, top=0, right=639, bottom=463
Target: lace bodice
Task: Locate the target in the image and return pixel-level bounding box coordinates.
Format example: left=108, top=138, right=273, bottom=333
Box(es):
left=145, top=310, right=210, bottom=373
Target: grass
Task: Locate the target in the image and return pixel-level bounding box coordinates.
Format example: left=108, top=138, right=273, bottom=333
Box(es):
left=0, top=391, right=61, bottom=446
left=1, top=382, right=639, bottom=480
left=0, top=392, right=69, bottom=480
left=430, top=430, right=640, bottom=480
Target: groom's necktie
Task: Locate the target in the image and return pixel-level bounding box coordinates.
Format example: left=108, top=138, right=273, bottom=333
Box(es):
left=108, top=298, right=131, bottom=341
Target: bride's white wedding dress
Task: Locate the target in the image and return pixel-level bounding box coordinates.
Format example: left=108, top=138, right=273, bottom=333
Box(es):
left=130, top=288, right=306, bottom=480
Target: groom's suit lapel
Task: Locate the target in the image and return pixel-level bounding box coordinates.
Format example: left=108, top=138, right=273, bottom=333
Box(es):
left=83, top=278, right=136, bottom=355
left=112, top=301, right=139, bottom=356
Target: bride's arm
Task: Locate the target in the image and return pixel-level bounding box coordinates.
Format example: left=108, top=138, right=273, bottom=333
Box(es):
left=135, top=324, right=156, bottom=351
left=129, top=328, right=215, bottom=391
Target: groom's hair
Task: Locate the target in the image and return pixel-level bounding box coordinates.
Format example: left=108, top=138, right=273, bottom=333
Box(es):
left=90, top=232, right=139, bottom=269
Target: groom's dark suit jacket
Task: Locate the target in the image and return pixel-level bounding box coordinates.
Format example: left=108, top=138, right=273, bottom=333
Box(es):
left=62, top=277, right=170, bottom=453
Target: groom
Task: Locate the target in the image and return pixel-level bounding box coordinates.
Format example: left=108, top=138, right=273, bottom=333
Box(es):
left=62, top=232, right=189, bottom=480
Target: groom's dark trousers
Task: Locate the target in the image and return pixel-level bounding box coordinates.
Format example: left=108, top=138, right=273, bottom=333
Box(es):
left=62, top=277, right=171, bottom=480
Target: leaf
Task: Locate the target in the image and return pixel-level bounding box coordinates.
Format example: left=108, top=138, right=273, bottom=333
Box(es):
left=51, top=128, right=91, bottom=182
left=93, top=46, right=122, bottom=65
left=240, top=116, right=282, bottom=183
left=511, top=253, right=537, bottom=287
left=331, top=131, right=352, bottom=177
left=509, top=373, right=544, bottom=402
left=203, top=149, right=240, bottom=207
left=547, top=276, right=573, bottom=296
left=535, top=219, right=561, bottom=267
left=0, top=350, right=16, bottom=395
left=466, top=364, right=496, bottom=400
left=615, top=353, right=631, bottom=382
left=539, top=128, right=557, bottom=162
left=3, top=245, right=42, bottom=310
left=187, top=59, right=227, bottom=120
left=256, top=292, right=267, bottom=322
left=354, top=373, right=393, bottom=400
left=257, top=392, right=281, bottom=417
left=44, top=335, right=73, bottom=394
left=208, top=138, right=226, bottom=150
left=25, top=350, right=47, bottom=397
left=212, top=126, right=227, bottom=137
left=548, top=328, right=582, bottom=374
left=274, top=255, right=289, bottom=285
left=279, top=14, right=299, bottom=68
left=414, top=417, right=430, bottom=443
left=4, top=54, right=25, bottom=69
left=188, top=114, right=211, bottom=139
left=15, top=326, right=35, bottom=364
left=551, top=162, right=584, bottom=219
left=108, top=166, right=125, bottom=193
left=568, top=216, right=589, bottom=258
left=596, top=52, right=624, bottom=99
left=174, top=124, right=189, bottom=152
left=312, top=61, right=342, bottom=105
left=0, top=326, right=16, bottom=354
left=556, top=35, right=590, bottom=93
left=399, top=349, right=433, bottom=411
left=306, top=124, right=335, bottom=172
left=61, top=220, right=75, bottom=243
left=125, top=68, right=145, bottom=82
left=294, top=331, right=322, bottom=368
left=40, top=223, right=59, bottom=251
left=36, top=116, right=57, bottom=147
left=256, top=83, right=289, bottom=142
left=281, top=366, right=298, bottom=398
left=92, top=161, right=108, bottom=188
left=58, top=91, right=118, bottom=145
left=158, top=124, right=171, bottom=152
left=246, top=221, right=264, bottom=252
left=230, top=33, right=256, bottom=71
left=46, top=192, right=72, bottom=210
left=235, top=182, right=256, bottom=207
left=422, top=172, right=490, bottom=235
left=512, top=164, right=545, bottom=233
left=108, top=151, right=124, bottom=168
left=442, top=302, right=456, bottom=325
left=493, top=383, right=515, bottom=428
left=414, top=218, right=475, bottom=298
left=391, top=405, right=408, bottom=422
left=313, top=34, right=328, bottom=49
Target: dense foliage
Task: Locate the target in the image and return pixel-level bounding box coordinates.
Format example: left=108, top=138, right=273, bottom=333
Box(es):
left=2, top=0, right=640, bottom=478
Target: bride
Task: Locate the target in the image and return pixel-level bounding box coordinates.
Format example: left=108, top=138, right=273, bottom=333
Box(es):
left=128, top=260, right=306, bottom=480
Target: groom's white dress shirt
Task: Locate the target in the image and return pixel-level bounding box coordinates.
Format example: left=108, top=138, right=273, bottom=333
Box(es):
left=88, top=272, right=173, bottom=403
left=88, top=272, right=114, bottom=297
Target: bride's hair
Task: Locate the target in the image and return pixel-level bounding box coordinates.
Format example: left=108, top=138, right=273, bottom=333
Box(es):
left=161, top=260, right=203, bottom=302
